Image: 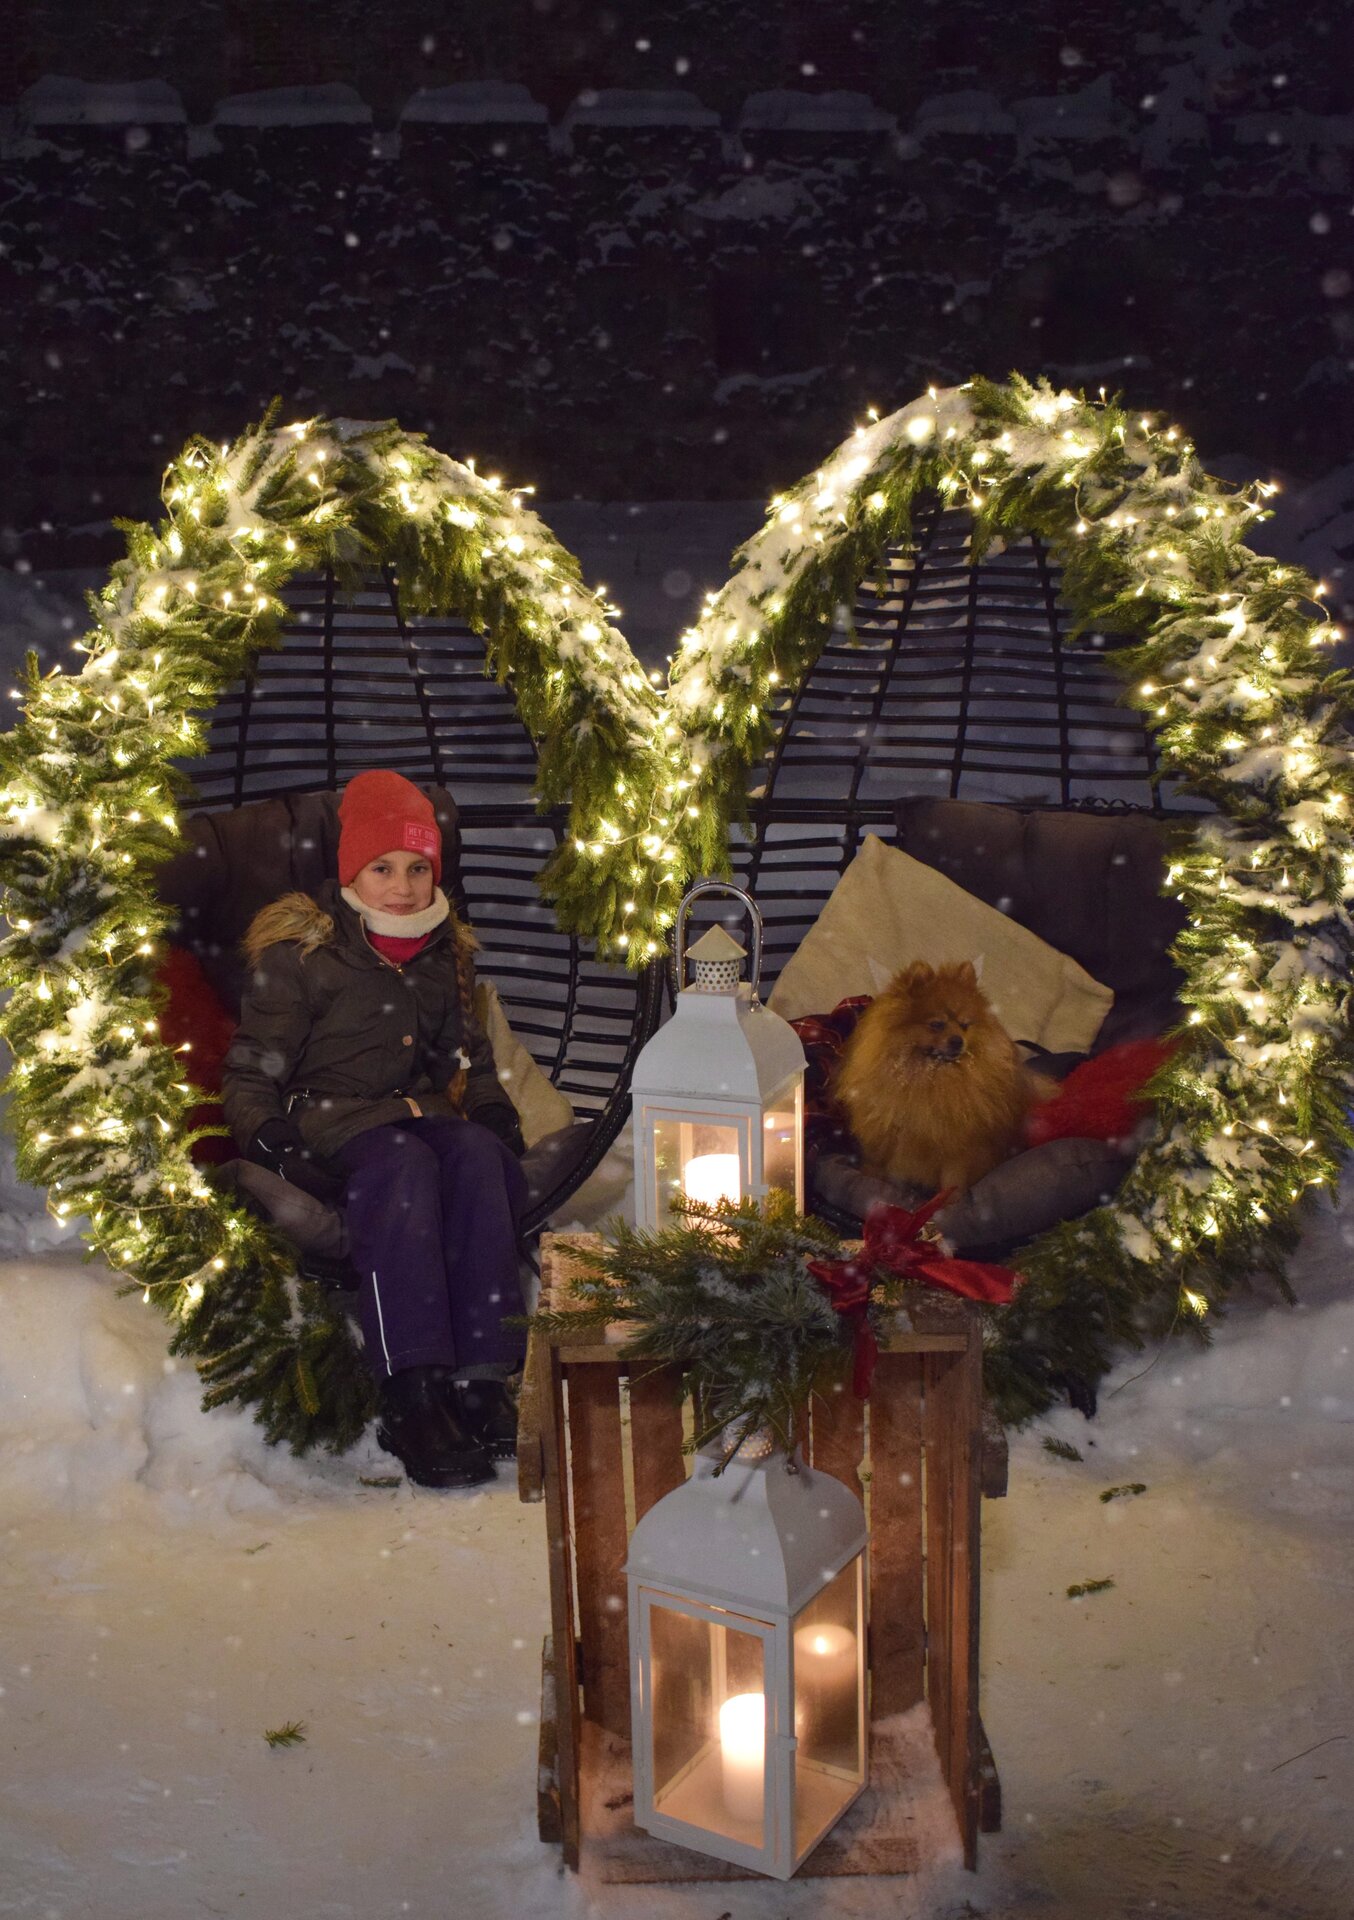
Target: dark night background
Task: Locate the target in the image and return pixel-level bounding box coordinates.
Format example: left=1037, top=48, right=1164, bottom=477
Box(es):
left=1, top=0, right=1351, bottom=583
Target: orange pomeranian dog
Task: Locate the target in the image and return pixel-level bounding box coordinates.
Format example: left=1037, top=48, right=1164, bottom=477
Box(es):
left=834, top=959, right=1047, bottom=1195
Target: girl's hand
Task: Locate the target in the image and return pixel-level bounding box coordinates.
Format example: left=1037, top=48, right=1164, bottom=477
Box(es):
left=249, top=1118, right=347, bottom=1205
left=475, top=1104, right=527, bottom=1158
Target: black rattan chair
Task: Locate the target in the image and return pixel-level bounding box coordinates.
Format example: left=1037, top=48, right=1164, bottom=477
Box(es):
left=166, top=565, right=663, bottom=1241
left=697, top=497, right=1205, bottom=1248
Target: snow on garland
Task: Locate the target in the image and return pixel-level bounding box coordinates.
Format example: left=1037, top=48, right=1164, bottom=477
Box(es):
left=0, top=407, right=666, bottom=1451
left=2, top=378, right=1351, bottom=1443
left=664, top=373, right=1354, bottom=1420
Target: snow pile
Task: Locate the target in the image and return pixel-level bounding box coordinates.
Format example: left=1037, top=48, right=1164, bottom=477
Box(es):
left=1036, top=1186, right=1354, bottom=1521
left=0, top=1255, right=392, bottom=1528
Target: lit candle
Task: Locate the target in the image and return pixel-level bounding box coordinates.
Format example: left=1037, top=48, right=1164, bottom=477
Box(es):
left=683, top=1152, right=741, bottom=1209
left=793, top=1622, right=857, bottom=1695
left=717, top=1691, right=764, bottom=1825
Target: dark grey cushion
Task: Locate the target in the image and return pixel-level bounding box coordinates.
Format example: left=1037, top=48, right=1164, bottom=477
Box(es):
left=220, top=1158, right=349, bottom=1260
left=813, top=1135, right=1139, bottom=1259
left=521, top=1120, right=598, bottom=1214
left=894, top=798, right=1187, bottom=1050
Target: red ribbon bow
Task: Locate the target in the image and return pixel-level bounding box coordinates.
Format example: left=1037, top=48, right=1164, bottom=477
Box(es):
left=808, top=1194, right=1021, bottom=1399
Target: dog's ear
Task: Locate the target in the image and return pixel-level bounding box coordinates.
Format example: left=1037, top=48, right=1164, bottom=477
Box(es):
left=953, top=959, right=979, bottom=986
left=894, top=958, right=934, bottom=990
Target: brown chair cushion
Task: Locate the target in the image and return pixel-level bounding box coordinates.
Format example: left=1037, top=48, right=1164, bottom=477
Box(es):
left=155, top=786, right=465, bottom=1016
left=894, top=798, right=1187, bottom=1050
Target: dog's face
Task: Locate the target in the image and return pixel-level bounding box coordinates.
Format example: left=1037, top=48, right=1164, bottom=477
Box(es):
left=873, top=960, right=995, bottom=1071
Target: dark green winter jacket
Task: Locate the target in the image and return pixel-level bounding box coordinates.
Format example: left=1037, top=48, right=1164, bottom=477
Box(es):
left=221, top=881, right=517, bottom=1158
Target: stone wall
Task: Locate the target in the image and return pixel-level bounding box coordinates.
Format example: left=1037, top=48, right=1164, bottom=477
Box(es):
left=2, top=49, right=1350, bottom=563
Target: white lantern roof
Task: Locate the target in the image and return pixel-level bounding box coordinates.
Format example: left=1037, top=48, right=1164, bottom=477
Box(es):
left=630, top=987, right=805, bottom=1103
left=686, top=925, right=746, bottom=964
left=625, top=1442, right=867, bottom=1617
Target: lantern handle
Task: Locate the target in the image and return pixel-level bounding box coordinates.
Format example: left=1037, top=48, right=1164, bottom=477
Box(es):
left=674, top=879, right=763, bottom=997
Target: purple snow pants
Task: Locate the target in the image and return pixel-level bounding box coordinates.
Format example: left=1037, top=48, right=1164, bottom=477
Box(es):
left=332, top=1117, right=529, bottom=1381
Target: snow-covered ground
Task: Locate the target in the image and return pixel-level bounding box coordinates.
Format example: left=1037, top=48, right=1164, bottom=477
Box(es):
left=0, top=1125, right=1350, bottom=1920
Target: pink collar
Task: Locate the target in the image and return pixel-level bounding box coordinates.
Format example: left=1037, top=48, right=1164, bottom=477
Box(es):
left=366, top=928, right=433, bottom=966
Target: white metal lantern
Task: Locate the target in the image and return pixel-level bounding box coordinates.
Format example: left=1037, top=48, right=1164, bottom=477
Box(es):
left=632, top=880, right=806, bottom=1230
left=625, top=1430, right=869, bottom=1878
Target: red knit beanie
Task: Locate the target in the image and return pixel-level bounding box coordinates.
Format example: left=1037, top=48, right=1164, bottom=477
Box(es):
left=337, top=770, right=442, bottom=886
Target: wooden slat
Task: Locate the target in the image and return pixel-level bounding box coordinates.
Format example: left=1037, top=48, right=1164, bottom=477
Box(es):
left=949, top=1323, right=985, bottom=1866
left=626, top=1364, right=686, bottom=1520
left=924, top=1334, right=984, bottom=1864
left=538, top=1333, right=583, bottom=1866
left=542, top=1327, right=966, bottom=1363
left=978, top=1719, right=1002, bottom=1835
left=809, top=1373, right=865, bottom=1496
left=515, top=1321, right=546, bottom=1503
left=566, top=1364, right=631, bottom=1741
left=867, top=1352, right=924, bottom=1715
left=980, top=1404, right=1009, bottom=1500
left=923, top=1353, right=957, bottom=1788
left=537, top=1635, right=563, bottom=1845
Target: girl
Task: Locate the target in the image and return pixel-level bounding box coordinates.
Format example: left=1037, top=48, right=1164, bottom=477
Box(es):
left=222, top=769, right=528, bottom=1489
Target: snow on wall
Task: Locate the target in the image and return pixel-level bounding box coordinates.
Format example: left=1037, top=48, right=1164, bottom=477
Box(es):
left=738, top=89, right=897, bottom=133
left=400, top=83, right=547, bottom=126
left=562, top=89, right=720, bottom=131
left=211, top=85, right=373, bottom=128
left=15, top=76, right=186, bottom=126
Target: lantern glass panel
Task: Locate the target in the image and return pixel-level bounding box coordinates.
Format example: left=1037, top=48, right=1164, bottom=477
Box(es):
left=646, top=1596, right=770, bottom=1849
left=760, top=1094, right=801, bottom=1201
left=651, top=1114, right=745, bottom=1217
left=791, top=1557, right=865, bottom=1855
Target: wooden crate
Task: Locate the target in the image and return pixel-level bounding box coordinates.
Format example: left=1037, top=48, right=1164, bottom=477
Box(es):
left=516, top=1232, right=1005, bottom=1881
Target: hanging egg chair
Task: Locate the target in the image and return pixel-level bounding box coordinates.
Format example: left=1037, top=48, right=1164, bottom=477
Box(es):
left=156, top=561, right=664, bottom=1273
left=726, top=495, right=1198, bottom=1255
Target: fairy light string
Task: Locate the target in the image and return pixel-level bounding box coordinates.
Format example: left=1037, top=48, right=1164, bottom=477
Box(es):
left=2, top=378, right=1350, bottom=1434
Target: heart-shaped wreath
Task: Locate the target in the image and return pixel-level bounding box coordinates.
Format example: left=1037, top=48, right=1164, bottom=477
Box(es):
left=2, top=374, right=1351, bottom=1446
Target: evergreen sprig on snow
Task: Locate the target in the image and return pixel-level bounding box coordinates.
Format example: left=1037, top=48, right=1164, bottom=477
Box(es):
left=0, top=404, right=663, bottom=1452
left=532, top=1192, right=886, bottom=1458
left=664, top=374, right=1354, bottom=1421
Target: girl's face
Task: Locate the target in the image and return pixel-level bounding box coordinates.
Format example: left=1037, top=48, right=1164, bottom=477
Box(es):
left=351, top=849, right=435, bottom=916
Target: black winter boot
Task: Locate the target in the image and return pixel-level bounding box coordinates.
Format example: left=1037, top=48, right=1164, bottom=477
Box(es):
left=376, top=1368, right=495, bottom=1489
left=451, top=1379, right=520, bottom=1462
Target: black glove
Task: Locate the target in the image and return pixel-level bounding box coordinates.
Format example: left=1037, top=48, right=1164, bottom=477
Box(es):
left=248, top=1118, right=347, bottom=1206
left=474, top=1103, right=527, bottom=1158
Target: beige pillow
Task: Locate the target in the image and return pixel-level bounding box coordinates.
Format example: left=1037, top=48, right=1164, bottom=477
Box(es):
left=474, top=980, right=575, bottom=1147
left=767, top=833, right=1113, bottom=1054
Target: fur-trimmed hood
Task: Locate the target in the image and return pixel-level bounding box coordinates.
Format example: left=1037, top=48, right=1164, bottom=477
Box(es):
left=242, top=890, right=335, bottom=967
left=241, top=885, right=478, bottom=969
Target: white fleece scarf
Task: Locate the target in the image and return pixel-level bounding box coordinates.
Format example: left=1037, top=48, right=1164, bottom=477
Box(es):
left=340, top=886, right=451, bottom=940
